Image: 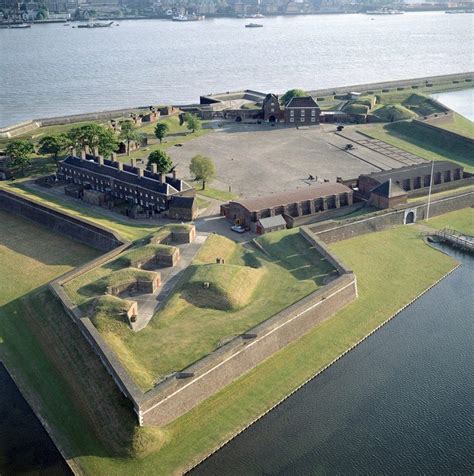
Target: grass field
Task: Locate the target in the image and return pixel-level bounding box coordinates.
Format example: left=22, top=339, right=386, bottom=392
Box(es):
left=434, top=113, right=474, bottom=139
left=70, top=230, right=335, bottom=390
left=364, top=121, right=474, bottom=173
left=0, top=208, right=464, bottom=475
left=425, top=207, right=474, bottom=235
left=197, top=187, right=238, bottom=201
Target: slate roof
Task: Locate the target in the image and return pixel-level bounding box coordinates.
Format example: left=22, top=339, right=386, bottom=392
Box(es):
left=169, top=196, right=196, bottom=209
left=370, top=179, right=407, bottom=198
left=258, top=214, right=287, bottom=229
left=361, top=161, right=460, bottom=185
left=61, top=155, right=192, bottom=196
left=285, top=96, right=319, bottom=109
left=233, top=183, right=352, bottom=213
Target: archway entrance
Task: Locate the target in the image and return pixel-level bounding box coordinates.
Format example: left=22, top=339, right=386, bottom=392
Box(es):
left=269, top=115, right=276, bottom=123
left=235, top=116, right=242, bottom=123
left=405, top=211, right=415, bottom=224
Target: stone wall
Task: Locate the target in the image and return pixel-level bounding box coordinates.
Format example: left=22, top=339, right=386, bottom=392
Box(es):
left=313, top=190, right=474, bottom=244
left=412, top=116, right=474, bottom=146
left=0, top=189, right=123, bottom=251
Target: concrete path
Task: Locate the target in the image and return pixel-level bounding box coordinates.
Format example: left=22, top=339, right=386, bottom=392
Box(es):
left=130, top=233, right=208, bottom=331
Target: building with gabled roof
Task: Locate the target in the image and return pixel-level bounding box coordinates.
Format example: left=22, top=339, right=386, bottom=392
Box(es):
left=284, top=96, right=321, bottom=125
left=368, top=178, right=408, bottom=209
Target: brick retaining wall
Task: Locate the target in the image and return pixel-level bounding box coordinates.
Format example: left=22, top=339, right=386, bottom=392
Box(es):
left=0, top=189, right=123, bottom=251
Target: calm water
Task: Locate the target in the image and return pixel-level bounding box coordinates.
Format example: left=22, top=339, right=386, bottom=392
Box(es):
left=1, top=12, right=473, bottom=126
left=432, top=89, right=474, bottom=121
left=192, top=246, right=474, bottom=475
left=0, top=363, right=72, bottom=475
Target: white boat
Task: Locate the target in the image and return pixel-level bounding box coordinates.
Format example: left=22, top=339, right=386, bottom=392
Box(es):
left=366, top=9, right=403, bottom=14
left=9, top=23, right=32, bottom=29
left=77, top=21, right=114, bottom=28
left=172, top=14, right=205, bottom=21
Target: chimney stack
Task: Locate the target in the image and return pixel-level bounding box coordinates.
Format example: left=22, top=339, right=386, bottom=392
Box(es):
left=93, top=146, right=99, bottom=157
left=98, top=156, right=104, bottom=166
left=117, top=162, right=123, bottom=171
left=72, top=147, right=77, bottom=157
left=137, top=167, right=144, bottom=178
left=130, top=158, right=137, bottom=168
left=159, top=173, right=165, bottom=185
left=111, top=152, right=118, bottom=162
left=80, top=150, right=86, bottom=160
left=172, top=169, right=177, bottom=180
left=151, top=164, right=158, bottom=175
left=84, top=145, right=90, bottom=155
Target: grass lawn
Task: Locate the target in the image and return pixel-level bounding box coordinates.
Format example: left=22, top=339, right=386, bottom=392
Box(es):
left=363, top=121, right=474, bottom=173
left=0, top=181, right=158, bottom=242
left=435, top=113, right=474, bottom=140
left=425, top=207, right=474, bottom=235
left=0, top=209, right=460, bottom=475
left=72, top=230, right=335, bottom=390
left=408, top=184, right=474, bottom=203
left=197, top=187, right=238, bottom=201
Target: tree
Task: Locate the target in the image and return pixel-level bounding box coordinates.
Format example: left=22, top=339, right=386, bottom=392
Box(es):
left=147, top=150, right=173, bottom=173
left=280, top=89, right=306, bottom=105
left=119, top=120, right=140, bottom=156
left=154, top=122, right=169, bottom=143
left=5, top=140, right=35, bottom=176
left=68, top=123, right=119, bottom=157
left=185, top=113, right=202, bottom=133
left=38, top=134, right=69, bottom=166
left=189, top=155, right=216, bottom=190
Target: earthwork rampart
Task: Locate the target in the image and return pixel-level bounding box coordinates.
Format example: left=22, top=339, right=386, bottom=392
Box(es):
left=0, top=188, right=123, bottom=251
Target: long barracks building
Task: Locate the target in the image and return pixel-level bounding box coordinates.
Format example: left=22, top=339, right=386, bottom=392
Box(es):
left=57, top=153, right=196, bottom=217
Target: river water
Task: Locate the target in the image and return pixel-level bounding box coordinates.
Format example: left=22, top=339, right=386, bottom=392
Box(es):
left=0, top=363, right=72, bottom=475
left=1, top=11, right=473, bottom=126
left=432, top=89, right=474, bottom=121
left=192, top=245, right=474, bottom=475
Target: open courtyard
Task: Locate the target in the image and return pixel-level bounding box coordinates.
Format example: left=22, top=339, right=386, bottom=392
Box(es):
left=167, top=122, right=428, bottom=198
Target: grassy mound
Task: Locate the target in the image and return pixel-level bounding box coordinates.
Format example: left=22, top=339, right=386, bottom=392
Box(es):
left=119, top=244, right=176, bottom=266
left=194, top=234, right=238, bottom=264
left=181, top=264, right=265, bottom=311
left=342, top=102, right=370, bottom=115
left=372, top=104, right=416, bottom=122
left=88, top=295, right=133, bottom=333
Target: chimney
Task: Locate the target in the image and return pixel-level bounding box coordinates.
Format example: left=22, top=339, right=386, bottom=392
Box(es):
left=172, top=169, right=177, bottom=180
left=72, top=147, right=77, bottom=157
left=137, top=167, right=144, bottom=178
left=117, top=162, right=123, bottom=171
left=111, top=152, right=118, bottom=162
left=151, top=164, right=158, bottom=175
left=130, top=158, right=137, bottom=168
left=159, top=173, right=165, bottom=185
left=84, top=145, right=90, bottom=155
left=98, top=156, right=104, bottom=166
left=93, top=146, right=99, bottom=157
left=80, top=150, right=86, bottom=160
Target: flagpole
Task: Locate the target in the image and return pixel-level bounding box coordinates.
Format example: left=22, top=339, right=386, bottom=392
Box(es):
left=426, top=159, right=435, bottom=222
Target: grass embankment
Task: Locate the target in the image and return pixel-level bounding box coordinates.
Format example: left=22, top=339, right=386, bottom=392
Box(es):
left=1, top=207, right=462, bottom=475
left=0, top=181, right=157, bottom=241
left=70, top=230, right=334, bottom=390
left=363, top=121, right=474, bottom=173
left=433, top=112, right=474, bottom=140
left=425, top=207, right=474, bottom=235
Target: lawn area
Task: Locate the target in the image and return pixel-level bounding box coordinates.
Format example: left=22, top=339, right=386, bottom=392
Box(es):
left=363, top=121, right=474, bottom=173
left=197, top=187, right=238, bottom=201
left=407, top=184, right=474, bottom=203
left=0, top=181, right=158, bottom=242
left=0, top=210, right=460, bottom=476
left=435, top=113, right=474, bottom=140
left=425, top=207, right=474, bottom=235
left=71, top=229, right=335, bottom=390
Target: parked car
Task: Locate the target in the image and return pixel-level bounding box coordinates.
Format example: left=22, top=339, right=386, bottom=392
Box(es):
left=231, top=225, right=245, bottom=233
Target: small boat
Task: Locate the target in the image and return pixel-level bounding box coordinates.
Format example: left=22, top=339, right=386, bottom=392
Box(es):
left=9, top=23, right=32, bottom=29
left=77, top=21, right=114, bottom=28
left=245, top=22, right=263, bottom=28
left=366, top=8, right=403, bottom=14
left=172, top=14, right=205, bottom=21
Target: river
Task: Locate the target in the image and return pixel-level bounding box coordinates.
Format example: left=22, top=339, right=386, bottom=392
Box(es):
left=191, top=245, right=474, bottom=475
left=0, top=11, right=473, bottom=126
left=0, top=363, right=72, bottom=475
left=432, top=89, right=474, bottom=121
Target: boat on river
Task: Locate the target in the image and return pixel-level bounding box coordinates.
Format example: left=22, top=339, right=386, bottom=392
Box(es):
left=366, top=8, right=403, bottom=14
left=172, top=14, right=205, bottom=21
left=245, top=23, right=263, bottom=28
left=77, top=21, right=114, bottom=28
left=7, top=23, right=32, bottom=29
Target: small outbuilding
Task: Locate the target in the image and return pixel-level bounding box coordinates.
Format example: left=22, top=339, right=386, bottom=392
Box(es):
left=369, top=179, right=408, bottom=209
left=256, top=214, right=287, bottom=234
left=167, top=196, right=198, bottom=221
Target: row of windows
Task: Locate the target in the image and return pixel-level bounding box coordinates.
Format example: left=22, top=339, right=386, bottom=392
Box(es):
left=289, top=109, right=317, bottom=117
left=289, top=117, right=317, bottom=123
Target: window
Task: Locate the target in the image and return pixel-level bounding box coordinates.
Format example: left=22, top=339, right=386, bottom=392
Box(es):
left=271, top=107, right=275, bottom=113
left=311, top=117, right=316, bottom=122
left=290, top=110, right=294, bottom=116
left=290, top=118, right=294, bottom=123
left=300, top=117, right=304, bottom=122
left=301, top=110, right=305, bottom=116
left=311, top=109, right=316, bottom=116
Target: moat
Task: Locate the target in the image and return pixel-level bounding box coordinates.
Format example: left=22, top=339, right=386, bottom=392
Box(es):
left=192, top=245, right=473, bottom=475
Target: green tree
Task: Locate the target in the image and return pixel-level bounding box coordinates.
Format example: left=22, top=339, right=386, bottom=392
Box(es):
left=38, top=134, right=69, bottom=166
left=5, top=140, right=35, bottom=176
left=185, top=113, right=202, bottom=133
left=189, top=155, right=216, bottom=190
left=119, top=120, right=140, bottom=156
left=154, top=122, right=169, bottom=143
left=280, top=89, right=306, bottom=105
left=68, top=123, right=119, bottom=157
left=147, top=150, right=173, bottom=173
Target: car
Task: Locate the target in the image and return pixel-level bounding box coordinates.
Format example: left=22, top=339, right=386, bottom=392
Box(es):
left=231, top=225, right=245, bottom=233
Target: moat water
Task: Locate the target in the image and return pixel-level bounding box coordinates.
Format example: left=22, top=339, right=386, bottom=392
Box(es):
left=0, top=363, right=72, bottom=475
left=1, top=11, right=473, bottom=126
left=431, top=89, right=474, bottom=121
left=191, top=245, right=474, bottom=475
